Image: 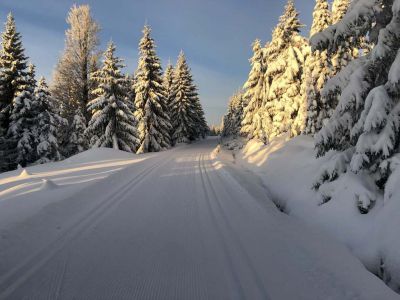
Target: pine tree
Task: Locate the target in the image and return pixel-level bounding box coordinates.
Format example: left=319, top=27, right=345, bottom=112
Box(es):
left=7, top=63, right=37, bottom=167
left=222, top=91, right=244, bottom=137
left=303, top=0, right=332, bottom=135
left=134, top=25, right=171, bottom=153
left=265, top=0, right=308, bottom=138
left=51, top=4, right=100, bottom=123
left=33, top=77, right=66, bottom=163
left=240, top=39, right=267, bottom=141
left=86, top=42, right=139, bottom=152
left=311, top=0, right=398, bottom=190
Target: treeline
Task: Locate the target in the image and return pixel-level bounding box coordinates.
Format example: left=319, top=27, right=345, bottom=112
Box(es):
left=0, top=5, right=208, bottom=172
left=222, top=0, right=400, bottom=193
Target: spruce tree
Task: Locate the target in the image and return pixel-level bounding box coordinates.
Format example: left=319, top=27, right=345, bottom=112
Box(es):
left=123, top=74, right=136, bottom=111
left=331, top=0, right=349, bottom=24
left=265, top=0, right=308, bottom=138
left=171, top=52, right=200, bottom=143
left=303, top=0, right=332, bottom=135
left=0, top=13, right=28, bottom=134
left=331, top=0, right=352, bottom=75
left=67, top=112, right=87, bottom=155
left=0, top=13, right=28, bottom=106
left=86, top=42, right=139, bottom=152
left=134, top=25, right=171, bottom=153
left=240, top=39, right=267, bottom=142
left=163, top=61, right=174, bottom=135
left=7, top=63, right=37, bottom=167
left=193, top=96, right=208, bottom=138
left=311, top=0, right=399, bottom=190
left=222, top=91, right=244, bottom=137
left=33, top=77, right=66, bottom=163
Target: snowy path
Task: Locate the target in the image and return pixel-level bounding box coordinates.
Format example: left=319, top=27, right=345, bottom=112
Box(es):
left=0, top=138, right=397, bottom=299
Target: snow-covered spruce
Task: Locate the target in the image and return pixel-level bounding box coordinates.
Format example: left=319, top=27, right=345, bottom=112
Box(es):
left=122, top=73, right=136, bottom=113
left=311, top=1, right=400, bottom=193
left=6, top=64, right=37, bottom=168
left=330, top=0, right=353, bottom=76
left=33, top=77, right=67, bottom=164
left=0, top=13, right=28, bottom=108
left=134, top=25, right=171, bottom=153
left=171, top=51, right=207, bottom=144
left=86, top=42, right=139, bottom=153
left=66, top=112, right=88, bottom=156
left=163, top=62, right=174, bottom=113
left=240, top=39, right=267, bottom=142
left=221, top=91, right=244, bottom=138
left=303, top=0, right=332, bottom=135
left=264, top=0, right=308, bottom=139
left=0, top=13, right=31, bottom=172
left=193, top=93, right=208, bottom=139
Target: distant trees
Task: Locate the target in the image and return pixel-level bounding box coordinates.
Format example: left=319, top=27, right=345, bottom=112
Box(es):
left=0, top=8, right=208, bottom=173
left=221, top=91, right=244, bottom=137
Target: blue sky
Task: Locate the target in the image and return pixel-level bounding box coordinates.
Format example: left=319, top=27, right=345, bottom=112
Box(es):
left=0, top=0, right=315, bottom=125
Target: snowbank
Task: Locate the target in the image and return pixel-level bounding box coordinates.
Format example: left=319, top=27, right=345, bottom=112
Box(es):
left=225, top=135, right=400, bottom=293
left=0, top=147, right=147, bottom=229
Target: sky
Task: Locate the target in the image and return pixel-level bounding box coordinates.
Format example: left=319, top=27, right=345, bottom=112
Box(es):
left=0, top=0, right=315, bottom=126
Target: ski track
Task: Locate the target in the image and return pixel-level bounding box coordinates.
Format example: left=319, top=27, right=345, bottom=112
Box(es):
left=200, top=154, right=271, bottom=299
left=0, top=138, right=398, bottom=299
left=0, top=152, right=173, bottom=299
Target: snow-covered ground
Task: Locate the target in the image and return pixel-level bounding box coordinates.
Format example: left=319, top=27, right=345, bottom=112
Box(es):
left=0, top=138, right=398, bottom=299
left=219, top=135, right=400, bottom=294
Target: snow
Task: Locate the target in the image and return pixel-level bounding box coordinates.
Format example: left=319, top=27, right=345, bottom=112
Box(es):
left=39, top=179, right=59, bottom=191
left=221, top=135, right=400, bottom=293
left=0, top=139, right=398, bottom=299
left=18, top=168, right=31, bottom=178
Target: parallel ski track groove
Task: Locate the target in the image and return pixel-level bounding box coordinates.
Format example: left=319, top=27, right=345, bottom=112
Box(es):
left=0, top=153, right=173, bottom=300
left=201, top=154, right=272, bottom=300
left=198, top=154, right=246, bottom=299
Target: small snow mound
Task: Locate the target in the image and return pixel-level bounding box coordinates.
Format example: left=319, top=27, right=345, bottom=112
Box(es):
left=39, top=179, right=58, bottom=191
left=19, top=169, right=31, bottom=177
